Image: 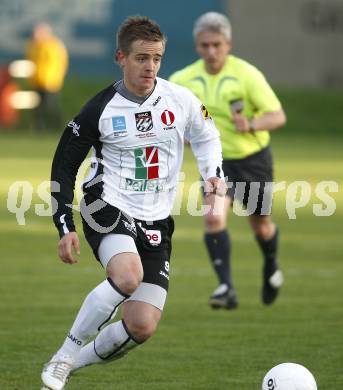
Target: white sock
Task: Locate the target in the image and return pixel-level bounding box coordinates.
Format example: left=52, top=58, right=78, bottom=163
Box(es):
left=73, top=320, right=139, bottom=371
left=57, top=279, right=128, bottom=358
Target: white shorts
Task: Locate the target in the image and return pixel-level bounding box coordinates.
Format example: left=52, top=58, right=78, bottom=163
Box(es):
left=98, top=233, right=167, bottom=311
left=126, top=282, right=167, bottom=311
left=98, top=233, right=138, bottom=269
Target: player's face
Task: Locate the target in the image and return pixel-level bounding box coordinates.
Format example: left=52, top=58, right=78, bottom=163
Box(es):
left=117, top=40, right=164, bottom=97
left=195, top=31, right=231, bottom=74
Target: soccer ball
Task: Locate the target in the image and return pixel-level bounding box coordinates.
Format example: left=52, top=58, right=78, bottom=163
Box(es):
left=262, top=362, right=317, bottom=390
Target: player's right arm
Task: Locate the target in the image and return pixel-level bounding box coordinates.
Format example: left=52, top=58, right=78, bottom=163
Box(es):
left=51, top=99, right=101, bottom=263
left=58, top=232, right=80, bottom=264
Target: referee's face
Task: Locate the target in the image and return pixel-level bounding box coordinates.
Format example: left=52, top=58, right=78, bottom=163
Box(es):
left=195, top=31, right=231, bottom=75
left=118, top=39, right=164, bottom=97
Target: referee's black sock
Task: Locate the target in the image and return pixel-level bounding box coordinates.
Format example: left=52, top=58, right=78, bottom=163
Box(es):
left=256, top=227, right=279, bottom=275
left=204, top=230, right=232, bottom=288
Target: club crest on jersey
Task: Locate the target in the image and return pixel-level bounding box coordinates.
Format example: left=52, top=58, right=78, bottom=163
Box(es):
left=201, top=104, right=211, bottom=120
left=135, top=111, right=153, bottom=132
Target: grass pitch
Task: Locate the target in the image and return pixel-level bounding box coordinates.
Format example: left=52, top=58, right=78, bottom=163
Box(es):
left=0, top=96, right=342, bottom=389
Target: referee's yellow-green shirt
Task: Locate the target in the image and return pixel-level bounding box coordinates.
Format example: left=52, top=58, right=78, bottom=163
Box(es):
left=169, top=55, right=281, bottom=159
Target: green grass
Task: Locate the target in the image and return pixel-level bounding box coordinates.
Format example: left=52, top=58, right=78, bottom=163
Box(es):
left=0, top=87, right=343, bottom=389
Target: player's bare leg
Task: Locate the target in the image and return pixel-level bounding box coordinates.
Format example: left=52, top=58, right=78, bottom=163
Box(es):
left=41, top=250, right=142, bottom=390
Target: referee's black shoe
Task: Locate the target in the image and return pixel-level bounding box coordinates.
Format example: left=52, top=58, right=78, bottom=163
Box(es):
left=262, top=265, right=284, bottom=305
left=209, top=284, right=238, bottom=310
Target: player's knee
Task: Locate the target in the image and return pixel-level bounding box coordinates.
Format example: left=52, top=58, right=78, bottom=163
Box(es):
left=117, top=270, right=143, bottom=295
left=122, top=274, right=143, bottom=295
left=126, top=317, right=158, bottom=342
left=108, top=257, right=143, bottom=295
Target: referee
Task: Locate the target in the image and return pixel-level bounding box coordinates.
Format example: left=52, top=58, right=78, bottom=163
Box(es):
left=170, top=12, right=286, bottom=309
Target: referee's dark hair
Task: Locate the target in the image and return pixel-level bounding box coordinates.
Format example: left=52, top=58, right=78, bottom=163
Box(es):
left=116, top=15, right=167, bottom=59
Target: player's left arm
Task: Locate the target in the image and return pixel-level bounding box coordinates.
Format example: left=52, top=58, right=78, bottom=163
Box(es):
left=184, top=91, right=226, bottom=194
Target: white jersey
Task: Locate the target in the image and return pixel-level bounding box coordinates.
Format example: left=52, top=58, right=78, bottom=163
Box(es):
left=51, top=77, right=223, bottom=236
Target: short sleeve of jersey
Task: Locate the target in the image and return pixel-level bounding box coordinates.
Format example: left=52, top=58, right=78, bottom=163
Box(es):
left=245, top=65, right=281, bottom=113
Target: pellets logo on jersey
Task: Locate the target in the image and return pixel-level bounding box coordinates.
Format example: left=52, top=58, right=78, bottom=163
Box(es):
left=135, top=111, right=153, bottom=132
left=134, top=146, right=159, bottom=179
left=201, top=104, right=211, bottom=120
left=161, top=110, right=175, bottom=126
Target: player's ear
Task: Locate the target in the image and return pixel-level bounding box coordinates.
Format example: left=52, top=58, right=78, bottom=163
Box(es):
left=116, top=50, right=125, bottom=66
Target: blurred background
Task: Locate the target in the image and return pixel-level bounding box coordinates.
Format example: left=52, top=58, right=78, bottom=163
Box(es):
left=1, top=0, right=343, bottom=129
left=0, top=1, right=342, bottom=389
left=2, top=0, right=343, bottom=83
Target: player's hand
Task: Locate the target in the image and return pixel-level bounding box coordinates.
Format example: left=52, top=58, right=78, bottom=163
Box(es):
left=232, top=112, right=250, bottom=133
left=204, top=177, right=227, bottom=197
left=58, top=232, right=80, bottom=264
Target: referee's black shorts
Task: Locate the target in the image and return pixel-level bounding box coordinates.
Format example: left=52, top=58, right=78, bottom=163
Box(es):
left=222, top=146, right=274, bottom=215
